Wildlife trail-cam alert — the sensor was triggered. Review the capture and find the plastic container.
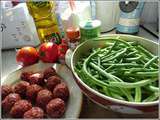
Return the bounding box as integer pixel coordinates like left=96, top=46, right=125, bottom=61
left=79, top=20, right=101, bottom=42
left=26, top=1, right=60, bottom=43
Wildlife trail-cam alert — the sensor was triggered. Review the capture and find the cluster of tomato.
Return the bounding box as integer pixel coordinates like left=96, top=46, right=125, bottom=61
left=16, top=39, right=68, bottom=66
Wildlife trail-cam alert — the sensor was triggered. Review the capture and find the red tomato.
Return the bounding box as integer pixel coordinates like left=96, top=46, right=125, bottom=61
left=58, top=43, right=68, bottom=55
left=16, top=47, right=39, bottom=66
left=61, top=38, right=67, bottom=45
left=39, top=42, right=58, bottom=63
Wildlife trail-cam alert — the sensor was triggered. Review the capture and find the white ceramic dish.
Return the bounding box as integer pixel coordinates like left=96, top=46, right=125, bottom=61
left=71, top=34, right=159, bottom=114
left=2, top=62, right=83, bottom=118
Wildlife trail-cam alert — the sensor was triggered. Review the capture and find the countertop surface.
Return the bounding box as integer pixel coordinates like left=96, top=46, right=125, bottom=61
left=1, top=27, right=159, bottom=118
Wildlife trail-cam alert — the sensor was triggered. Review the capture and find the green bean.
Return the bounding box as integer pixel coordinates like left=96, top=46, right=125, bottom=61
left=110, top=92, right=126, bottom=101
left=124, top=71, right=158, bottom=77
left=143, top=92, right=159, bottom=102
left=135, top=87, right=141, bottom=102
left=89, top=62, right=123, bottom=82
left=143, top=57, right=158, bottom=68
left=98, top=56, right=101, bottom=67
left=75, top=68, right=91, bottom=85
left=108, top=78, right=157, bottom=88
left=129, top=68, right=158, bottom=73
left=105, top=41, right=135, bottom=47
left=105, top=65, right=115, bottom=72
left=139, top=60, right=146, bottom=65
left=101, top=48, right=123, bottom=60
left=120, top=89, right=134, bottom=101
left=102, top=63, right=143, bottom=68
left=106, top=41, right=118, bottom=55
left=89, top=62, right=134, bottom=101
left=83, top=68, right=109, bottom=87
left=125, top=55, right=142, bottom=62
left=102, top=48, right=127, bottom=62
left=102, top=86, right=110, bottom=96
left=118, top=58, right=123, bottom=63
left=123, top=77, right=138, bottom=82
left=144, top=56, right=159, bottom=68
left=108, top=87, right=124, bottom=96
left=137, top=45, right=154, bottom=58
left=147, top=85, right=159, bottom=92
left=126, top=51, right=138, bottom=57
left=93, top=74, right=99, bottom=78
left=97, top=37, right=131, bottom=46
left=82, top=49, right=110, bottom=87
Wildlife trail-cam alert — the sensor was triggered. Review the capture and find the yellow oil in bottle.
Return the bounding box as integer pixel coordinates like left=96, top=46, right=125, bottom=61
left=26, top=1, right=59, bottom=42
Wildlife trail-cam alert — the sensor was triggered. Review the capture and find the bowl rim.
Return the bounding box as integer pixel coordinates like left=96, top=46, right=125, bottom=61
left=71, top=34, right=159, bottom=106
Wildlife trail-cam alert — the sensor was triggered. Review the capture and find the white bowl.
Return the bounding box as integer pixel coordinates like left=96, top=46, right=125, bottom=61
left=71, top=34, right=159, bottom=114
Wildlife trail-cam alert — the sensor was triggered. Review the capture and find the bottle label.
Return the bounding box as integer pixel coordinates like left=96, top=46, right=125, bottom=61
left=119, top=18, right=140, bottom=26
left=32, top=1, right=50, bottom=8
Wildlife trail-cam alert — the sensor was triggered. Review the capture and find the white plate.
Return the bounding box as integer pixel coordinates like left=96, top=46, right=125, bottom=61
left=2, top=62, right=83, bottom=118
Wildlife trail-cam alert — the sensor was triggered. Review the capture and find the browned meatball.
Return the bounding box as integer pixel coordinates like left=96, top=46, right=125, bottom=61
left=20, top=71, right=33, bottom=82
left=10, top=100, right=32, bottom=118
left=2, top=93, right=21, bottom=113
left=36, top=89, right=53, bottom=110
left=13, top=81, right=30, bottom=97
left=46, top=98, right=65, bottom=118
left=1, top=85, right=13, bottom=100
left=43, top=67, right=56, bottom=79
left=29, top=73, right=44, bottom=85
left=26, top=84, right=43, bottom=102
left=23, top=107, right=44, bottom=118
left=53, top=82, right=69, bottom=101
left=46, top=76, right=61, bottom=90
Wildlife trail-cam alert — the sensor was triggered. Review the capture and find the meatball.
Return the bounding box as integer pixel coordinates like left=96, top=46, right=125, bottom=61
left=23, top=107, right=44, bottom=118
left=46, top=98, right=65, bottom=118
left=13, top=81, right=30, bottom=97
left=53, top=82, right=69, bottom=101
left=26, top=84, right=43, bottom=102
left=43, top=67, right=56, bottom=79
left=36, top=89, right=53, bottom=110
left=29, top=72, right=44, bottom=85
left=10, top=100, right=32, bottom=118
left=1, top=85, right=13, bottom=100
left=46, top=76, right=61, bottom=90
left=2, top=93, right=21, bottom=113
left=20, top=71, right=33, bottom=82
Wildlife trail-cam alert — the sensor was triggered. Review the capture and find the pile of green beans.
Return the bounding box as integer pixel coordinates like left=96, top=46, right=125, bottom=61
left=75, top=38, right=159, bottom=102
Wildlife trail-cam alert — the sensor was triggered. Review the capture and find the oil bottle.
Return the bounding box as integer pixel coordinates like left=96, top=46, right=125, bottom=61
left=26, top=1, right=60, bottom=43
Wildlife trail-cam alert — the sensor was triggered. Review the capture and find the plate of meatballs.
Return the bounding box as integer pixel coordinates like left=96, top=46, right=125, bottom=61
left=1, top=62, right=83, bottom=118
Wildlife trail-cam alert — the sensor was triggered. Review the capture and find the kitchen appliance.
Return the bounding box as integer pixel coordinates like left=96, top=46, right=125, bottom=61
left=116, top=1, right=144, bottom=34
left=1, top=3, right=40, bottom=49
left=95, top=1, right=120, bottom=32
